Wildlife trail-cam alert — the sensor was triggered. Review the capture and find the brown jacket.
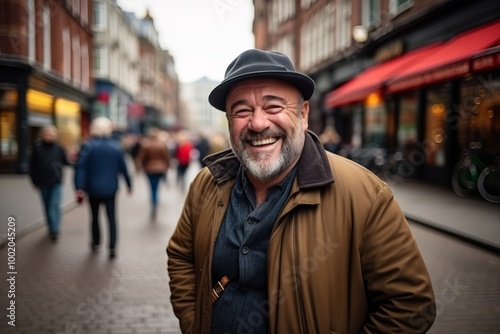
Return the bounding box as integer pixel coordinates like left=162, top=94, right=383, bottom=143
left=135, top=138, right=170, bottom=174
left=167, top=131, right=435, bottom=334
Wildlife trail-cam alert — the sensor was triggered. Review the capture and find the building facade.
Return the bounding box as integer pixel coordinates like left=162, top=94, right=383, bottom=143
left=181, top=76, right=228, bottom=136
left=254, top=0, right=500, bottom=196
left=0, top=0, right=93, bottom=173
left=92, top=0, right=139, bottom=132
left=158, top=49, right=180, bottom=130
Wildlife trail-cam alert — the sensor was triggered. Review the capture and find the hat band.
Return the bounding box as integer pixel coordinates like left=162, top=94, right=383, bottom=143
left=227, top=63, right=290, bottom=79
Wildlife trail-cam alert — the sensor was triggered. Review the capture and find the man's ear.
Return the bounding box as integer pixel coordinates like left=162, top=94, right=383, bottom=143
left=301, top=100, right=310, bottom=130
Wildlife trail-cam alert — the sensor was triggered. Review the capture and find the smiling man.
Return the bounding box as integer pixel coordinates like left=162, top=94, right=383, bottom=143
left=167, top=49, right=436, bottom=334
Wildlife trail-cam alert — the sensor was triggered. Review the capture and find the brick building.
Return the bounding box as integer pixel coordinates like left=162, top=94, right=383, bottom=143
left=254, top=0, right=500, bottom=194
left=0, top=0, right=93, bottom=173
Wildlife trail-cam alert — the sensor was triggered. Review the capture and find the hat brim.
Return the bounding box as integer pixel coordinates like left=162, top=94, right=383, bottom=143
left=208, top=71, right=316, bottom=111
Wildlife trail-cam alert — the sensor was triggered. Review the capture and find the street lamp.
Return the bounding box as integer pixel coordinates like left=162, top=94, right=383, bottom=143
left=352, top=25, right=368, bottom=43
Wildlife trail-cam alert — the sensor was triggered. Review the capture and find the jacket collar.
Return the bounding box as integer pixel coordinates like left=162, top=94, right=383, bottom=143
left=204, top=130, right=335, bottom=189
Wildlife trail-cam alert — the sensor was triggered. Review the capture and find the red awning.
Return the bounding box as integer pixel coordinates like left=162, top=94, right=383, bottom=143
left=325, top=19, right=500, bottom=108
left=325, top=43, right=441, bottom=107
left=386, top=20, right=500, bottom=93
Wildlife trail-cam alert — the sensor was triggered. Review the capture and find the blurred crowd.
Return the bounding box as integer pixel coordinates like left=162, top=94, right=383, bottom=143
left=28, top=118, right=229, bottom=256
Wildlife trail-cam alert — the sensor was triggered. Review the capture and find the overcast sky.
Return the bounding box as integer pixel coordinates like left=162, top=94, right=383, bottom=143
left=116, top=0, right=255, bottom=83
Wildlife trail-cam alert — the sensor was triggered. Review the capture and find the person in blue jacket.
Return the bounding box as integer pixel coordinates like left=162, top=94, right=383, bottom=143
left=74, top=117, right=132, bottom=258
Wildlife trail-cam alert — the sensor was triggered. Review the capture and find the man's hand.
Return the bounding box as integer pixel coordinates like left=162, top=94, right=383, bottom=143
left=76, top=190, right=85, bottom=204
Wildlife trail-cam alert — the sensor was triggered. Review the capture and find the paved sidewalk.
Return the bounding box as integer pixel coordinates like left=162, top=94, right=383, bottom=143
left=390, top=179, right=500, bottom=254
left=0, top=163, right=193, bottom=334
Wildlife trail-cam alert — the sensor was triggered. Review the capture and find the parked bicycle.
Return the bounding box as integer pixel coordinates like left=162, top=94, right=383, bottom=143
left=451, top=142, right=500, bottom=203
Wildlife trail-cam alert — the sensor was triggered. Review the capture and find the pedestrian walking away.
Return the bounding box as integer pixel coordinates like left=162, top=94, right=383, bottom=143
left=167, top=49, right=436, bottom=333
left=135, top=127, right=170, bottom=220
left=74, top=116, right=132, bottom=259
left=28, top=124, right=71, bottom=242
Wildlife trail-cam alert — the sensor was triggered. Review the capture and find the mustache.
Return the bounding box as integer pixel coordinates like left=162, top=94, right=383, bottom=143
left=242, top=129, right=286, bottom=142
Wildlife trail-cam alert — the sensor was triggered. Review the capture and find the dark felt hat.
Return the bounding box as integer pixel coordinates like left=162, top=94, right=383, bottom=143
left=208, top=49, right=316, bottom=111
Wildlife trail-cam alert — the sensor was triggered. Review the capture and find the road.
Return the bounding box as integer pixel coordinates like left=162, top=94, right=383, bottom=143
left=0, top=165, right=499, bottom=333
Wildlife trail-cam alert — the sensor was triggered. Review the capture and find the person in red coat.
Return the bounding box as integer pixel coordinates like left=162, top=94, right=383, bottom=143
left=175, top=131, right=193, bottom=191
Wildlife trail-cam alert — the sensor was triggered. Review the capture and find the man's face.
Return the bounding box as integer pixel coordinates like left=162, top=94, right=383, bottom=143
left=225, top=78, right=309, bottom=182
left=41, top=128, right=57, bottom=143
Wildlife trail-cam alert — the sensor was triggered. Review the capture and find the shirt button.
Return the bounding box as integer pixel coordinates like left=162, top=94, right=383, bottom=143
left=241, top=245, right=249, bottom=254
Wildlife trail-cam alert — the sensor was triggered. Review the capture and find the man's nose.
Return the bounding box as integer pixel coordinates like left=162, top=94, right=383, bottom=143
left=248, top=107, right=270, bottom=132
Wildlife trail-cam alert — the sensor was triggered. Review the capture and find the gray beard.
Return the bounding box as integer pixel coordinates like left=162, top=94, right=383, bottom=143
left=230, top=123, right=305, bottom=182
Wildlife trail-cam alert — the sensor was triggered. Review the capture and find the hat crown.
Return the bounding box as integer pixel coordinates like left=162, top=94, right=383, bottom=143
left=208, top=48, right=315, bottom=111
left=224, top=50, right=296, bottom=79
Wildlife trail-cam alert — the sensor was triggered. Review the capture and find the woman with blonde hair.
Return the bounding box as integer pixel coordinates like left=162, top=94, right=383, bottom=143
left=74, top=117, right=132, bottom=258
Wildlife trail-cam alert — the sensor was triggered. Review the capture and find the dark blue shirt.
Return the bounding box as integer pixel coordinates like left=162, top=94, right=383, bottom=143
left=211, top=166, right=297, bottom=334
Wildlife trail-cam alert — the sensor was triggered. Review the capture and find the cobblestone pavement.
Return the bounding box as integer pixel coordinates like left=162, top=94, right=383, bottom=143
left=0, top=171, right=185, bottom=334
left=1, top=167, right=499, bottom=333
left=410, top=222, right=500, bottom=334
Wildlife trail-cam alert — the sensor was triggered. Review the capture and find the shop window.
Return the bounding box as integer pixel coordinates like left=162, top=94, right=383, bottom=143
left=459, top=71, right=500, bottom=157
left=0, top=88, right=18, bottom=169
left=364, top=92, right=386, bottom=147
left=425, top=85, right=448, bottom=167
left=397, top=92, right=418, bottom=156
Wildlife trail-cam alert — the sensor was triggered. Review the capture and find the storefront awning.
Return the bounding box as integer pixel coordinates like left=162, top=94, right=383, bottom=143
left=386, top=20, right=500, bottom=93
left=325, top=19, right=500, bottom=108
left=325, top=44, right=441, bottom=107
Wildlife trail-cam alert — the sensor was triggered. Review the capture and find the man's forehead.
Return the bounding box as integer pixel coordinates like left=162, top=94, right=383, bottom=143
left=227, top=78, right=300, bottom=97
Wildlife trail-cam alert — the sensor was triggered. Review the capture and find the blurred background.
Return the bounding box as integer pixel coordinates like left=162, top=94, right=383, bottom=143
left=0, top=0, right=499, bottom=333
left=0, top=0, right=499, bottom=199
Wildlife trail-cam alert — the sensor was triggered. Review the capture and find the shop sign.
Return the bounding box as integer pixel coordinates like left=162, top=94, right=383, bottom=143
left=472, top=50, right=500, bottom=72
left=388, top=61, right=469, bottom=93
left=374, top=41, right=404, bottom=63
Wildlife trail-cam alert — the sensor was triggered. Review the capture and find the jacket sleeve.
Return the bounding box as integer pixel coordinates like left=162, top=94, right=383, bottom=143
left=134, top=145, right=145, bottom=173
left=119, top=151, right=132, bottom=189
left=74, top=143, right=90, bottom=191
left=28, top=147, right=39, bottom=186
left=167, top=188, right=199, bottom=334
left=360, top=185, right=436, bottom=333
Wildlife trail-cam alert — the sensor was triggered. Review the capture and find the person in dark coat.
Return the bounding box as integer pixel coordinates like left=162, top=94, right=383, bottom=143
left=29, top=125, right=69, bottom=242
left=74, top=117, right=132, bottom=258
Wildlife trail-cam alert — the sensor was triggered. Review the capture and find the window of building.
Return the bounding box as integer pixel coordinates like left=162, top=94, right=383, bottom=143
left=301, top=0, right=318, bottom=10
left=63, top=28, right=71, bottom=81
left=28, top=0, right=35, bottom=62
left=425, top=85, right=448, bottom=167
left=93, top=1, right=106, bottom=31
left=93, top=45, right=108, bottom=77
left=81, top=0, right=88, bottom=26
left=459, top=71, right=500, bottom=157
left=362, top=0, right=380, bottom=27
left=73, top=36, right=81, bottom=84
left=43, top=4, right=51, bottom=70
left=397, top=92, right=418, bottom=158
left=0, top=88, right=18, bottom=171
left=364, top=92, right=387, bottom=147
left=389, top=0, right=413, bottom=17
left=73, top=0, right=80, bottom=15
left=81, top=43, right=90, bottom=88
left=338, top=0, right=351, bottom=50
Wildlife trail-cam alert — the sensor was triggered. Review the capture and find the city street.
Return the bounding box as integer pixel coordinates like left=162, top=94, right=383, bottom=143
left=1, top=164, right=500, bottom=334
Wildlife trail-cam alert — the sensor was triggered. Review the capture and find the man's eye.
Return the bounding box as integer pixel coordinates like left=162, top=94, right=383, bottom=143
left=264, top=105, right=284, bottom=114
left=232, top=109, right=252, bottom=118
